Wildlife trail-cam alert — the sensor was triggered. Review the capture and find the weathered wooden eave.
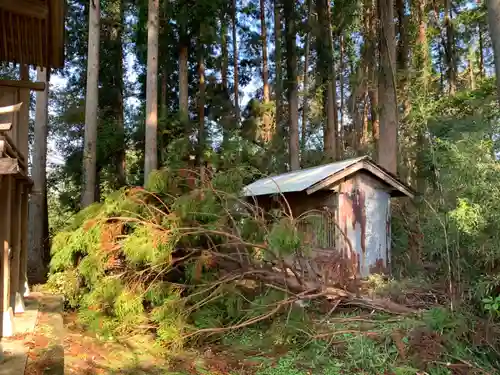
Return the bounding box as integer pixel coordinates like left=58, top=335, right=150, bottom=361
left=0, top=135, right=27, bottom=172
left=0, top=0, right=66, bottom=68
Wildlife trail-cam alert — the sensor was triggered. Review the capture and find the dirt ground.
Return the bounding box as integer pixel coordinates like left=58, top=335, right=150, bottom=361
left=18, top=294, right=254, bottom=375
left=14, top=293, right=488, bottom=375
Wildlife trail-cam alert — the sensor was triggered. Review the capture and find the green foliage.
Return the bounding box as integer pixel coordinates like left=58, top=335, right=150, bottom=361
left=483, top=296, right=500, bottom=318
left=267, top=218, right=302, bottom=256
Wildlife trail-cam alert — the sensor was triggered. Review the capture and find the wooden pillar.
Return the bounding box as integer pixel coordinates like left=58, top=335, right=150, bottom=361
left=0, top=176, right=3, bottom=339
left=17, top=65, right=30, bottom=304
left=10, top=180, right=23, bottom=314
left=18, top=183, right=30, bottom=301
left=0, top=176, right=14, bottom=337
left=18, top=66, right=30, bottom=158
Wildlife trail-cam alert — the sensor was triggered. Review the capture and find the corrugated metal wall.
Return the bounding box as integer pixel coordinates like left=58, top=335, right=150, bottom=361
left=337, top=173, right=391, bottom=278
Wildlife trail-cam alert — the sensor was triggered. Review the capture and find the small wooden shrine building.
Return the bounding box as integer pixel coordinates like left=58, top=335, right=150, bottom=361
left=242, top=156, right=415, bottom=279
left=0, top=0, right=65, bottom=338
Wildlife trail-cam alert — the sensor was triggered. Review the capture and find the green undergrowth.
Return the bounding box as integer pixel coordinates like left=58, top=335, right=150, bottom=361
left=207, top=306, right=498, bottom=375
left=45, top=166, right=500, bottom=374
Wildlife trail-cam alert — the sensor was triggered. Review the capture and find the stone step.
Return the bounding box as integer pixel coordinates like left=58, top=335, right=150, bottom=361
left=0, top=293, right=64, bottom=375
left=0, top=294, right=39, bottom=375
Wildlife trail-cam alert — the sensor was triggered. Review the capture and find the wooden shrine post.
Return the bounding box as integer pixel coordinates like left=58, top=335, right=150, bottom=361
left=15, top=67, right=31, bottom=313
left=0, top=176, right=14, bottom=337
left=18, top=182, right=30, bottom=300
left=10, top=178, right=23, bottom=315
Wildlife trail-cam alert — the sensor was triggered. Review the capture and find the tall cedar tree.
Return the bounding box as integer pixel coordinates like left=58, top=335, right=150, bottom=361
left=144, top=0, right=159, bottom=182
left=316, top=0, right=338, bottom=161
left=260, top=0, right=272, bottom=143
left=377, top=0, right=398, bottom=174
left=232, top=0, right=240, bottom=123
left=82, top=0, right=100, bottom=207
left=284, top=0, right=300, bottom=170
left=488, top=0, right=500, bottom=102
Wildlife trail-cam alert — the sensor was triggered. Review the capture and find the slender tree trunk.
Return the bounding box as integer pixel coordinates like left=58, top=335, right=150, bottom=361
left=198, top=42, right=206, bottom=167
left=161, top=66, right=168, bottom=120
left=365, top=0, right=379, bottom=150
left=274, top=0, right=283, bottom=137
left=396, top=0, right=410, bottom=117
left=82, top=0, right=100, bottom=207
left=414, top=0, right=429, bottom=192
left=439, top=45, right=444, bottom=94
left=444, top=0, right=456, bottom=95
left=416, top=0, right=429, bottom=88
left=144, top=0, right=159, bottom=183
left=260, top=0, right=272, bottom=143
left=469, top=46, right=476, bottom=90
left=222, top=18, right=228, bottom=90
left=478, top=24, right=485, bottom=77
left=221, top=13, right=230, bottom=146
left=284, top=0, right=299, bottom=170
left=361, top=92, right=369, bottom=149
left=369, top=89, right=379, bottom=146
left=301, top=0, right=312, bottom=149
left=28, top=67, right=50, bottom=284
left=160, top=1, right=168, bottom=126
left=179, top=43, right=189, bottom=122
left=487, top=0, right=500, bottom=102
left=232, top=0, right=240, bottom=123
left=377, top=0, right=398, bottom=174
left=114, top=0, right=126, bottom=186
left=316, top=0, right=337, bottom=160
left=340, top=33, right=345, bottom=133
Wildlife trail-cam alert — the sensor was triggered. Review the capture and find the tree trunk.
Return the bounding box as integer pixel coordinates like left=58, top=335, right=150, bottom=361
left=396, top=0, right=410, bottom=117
left=221, top=17, right=228, bottom=90
left=28, top=67, right=50, bottom=284
left=340, top=33, right=345, bottom=134
left=468, top=46, right=476, bottom=90
left=301, top=0, right=312, bottom=149
left=369, top=89, right=379, bottom=147
left=284, top=0, right=299, bottom=170
left=377, top=0, right=398, bottom=175
left=81, top=0, right=100, bottom=207
left=361, top=92, right=369, bottom=149
left=487, top=0, right=500, bottom=102
left=444, top=0, right=456, bottom=95
left=113, top=0, right=126, bottom=186
left=144, top=0, right=159, bottom=183
left=179, top=43, right=189, bottom=123
left=260, top=0, right=272, bottom=143
left=415, top=0, right=429, bottom=88
left=365, top=0, right=378, bottom=150
left=221, top=12, right=231, bottom=147
left=316, top=0, right=337, bottom=161
left=274, top=0, right=283, bottom=138
left=232, top=0, right=240, bottom=123
left=161, top=65, right=168, bottom=120
left=478, top=24, right=485, bottom=77
left=197, top=42, right=206, bottom=167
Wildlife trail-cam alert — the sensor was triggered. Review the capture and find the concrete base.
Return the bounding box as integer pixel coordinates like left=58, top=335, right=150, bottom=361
left=14, top=292, right=25, bottom=314
left=2, top=308, right=15, bottom=337
left=0, top=297, right=39, bottom=375
left=22, top=279, right=30, bottom=297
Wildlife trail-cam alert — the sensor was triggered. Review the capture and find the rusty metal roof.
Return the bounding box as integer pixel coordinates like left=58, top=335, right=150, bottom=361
left=242, top=156, right=414, bottom=198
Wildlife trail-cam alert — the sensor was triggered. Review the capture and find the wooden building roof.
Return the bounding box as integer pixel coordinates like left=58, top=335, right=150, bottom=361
left=242, top=156, right=415, bottom=199
left=0, top=0, right=65, bottom=68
